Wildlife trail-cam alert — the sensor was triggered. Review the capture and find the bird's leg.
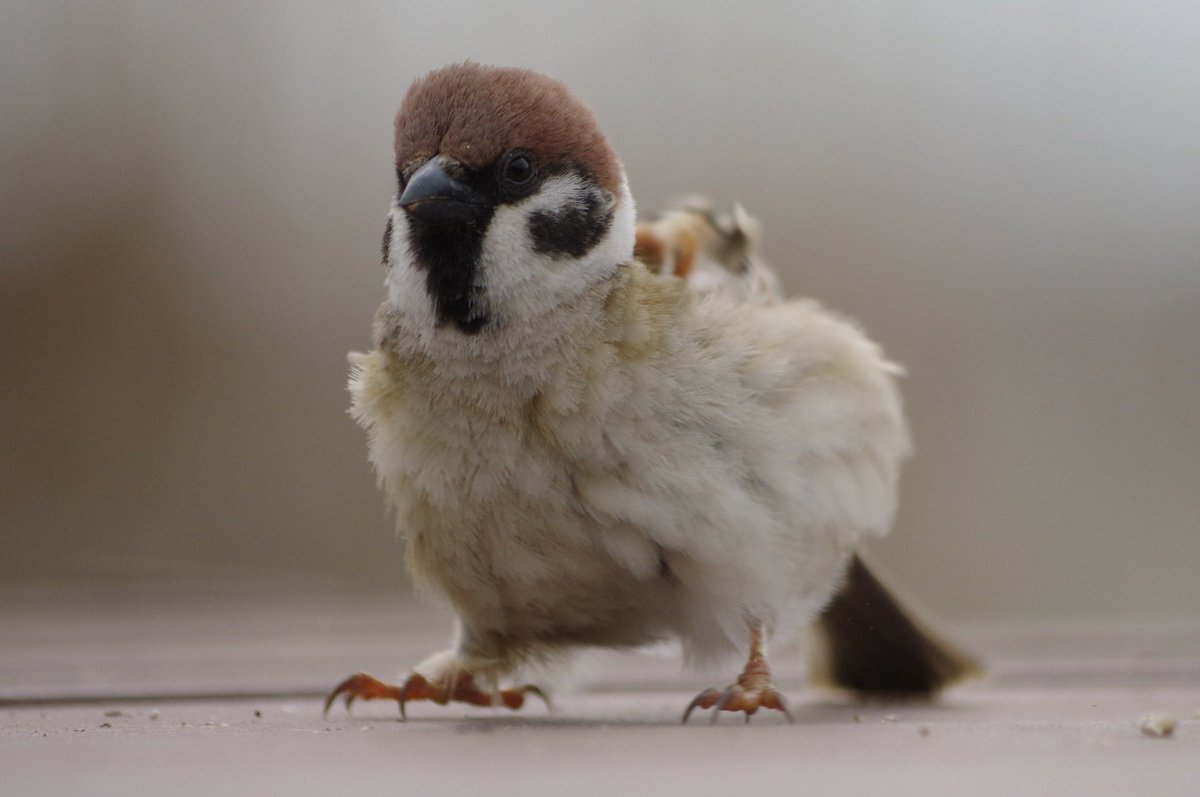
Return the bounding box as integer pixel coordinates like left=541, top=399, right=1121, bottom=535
left=682, top=623, right=793, bottom=724
left=323, top=668, right=548, bottom=720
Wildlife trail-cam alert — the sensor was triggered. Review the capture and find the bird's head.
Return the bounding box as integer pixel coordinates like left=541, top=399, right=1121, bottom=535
left=382, top=63, right=635, bottom=336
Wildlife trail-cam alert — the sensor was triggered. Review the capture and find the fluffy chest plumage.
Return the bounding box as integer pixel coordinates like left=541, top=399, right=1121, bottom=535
left=348, top=338, right=676, bottom=648
left=349, top=265, right=909, bottom=661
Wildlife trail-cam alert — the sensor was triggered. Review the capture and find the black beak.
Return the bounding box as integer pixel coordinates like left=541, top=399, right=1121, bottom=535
left=399, top=158, right=491, bottom=225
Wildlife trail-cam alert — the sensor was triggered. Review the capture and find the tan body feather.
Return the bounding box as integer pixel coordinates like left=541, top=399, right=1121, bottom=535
left=351, top=261, right=908, bottom=680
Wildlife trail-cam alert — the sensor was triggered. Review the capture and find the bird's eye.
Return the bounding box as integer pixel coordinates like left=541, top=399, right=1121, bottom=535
left=504, top=153, right=534, bottom=185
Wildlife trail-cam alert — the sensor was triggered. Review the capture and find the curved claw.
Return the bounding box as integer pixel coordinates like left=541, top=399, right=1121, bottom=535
left=760, top=688, right=794, bottom=723
left=398, top=676, right=413, bottom=720
left=681, top=688, right=722, bottom=724
left=511, top=684, right=552, bottom=713
left=398, top=673, right=428, bottom=720
left=323, top=672, right=403, bottom=718
left=322, top=680, right=346, bottom=718
left=712, top=686, right=743, bottom=724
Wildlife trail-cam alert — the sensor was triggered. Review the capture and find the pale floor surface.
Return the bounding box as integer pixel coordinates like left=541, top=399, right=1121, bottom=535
left=2, top=577, right=1198, bottom=796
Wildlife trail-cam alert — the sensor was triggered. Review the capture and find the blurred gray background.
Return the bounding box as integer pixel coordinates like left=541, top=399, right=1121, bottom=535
left=2, top=1, right=1197, bottom=621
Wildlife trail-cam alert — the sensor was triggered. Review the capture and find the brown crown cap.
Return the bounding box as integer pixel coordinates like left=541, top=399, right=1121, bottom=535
left=395, top=62, right=622, bottom=195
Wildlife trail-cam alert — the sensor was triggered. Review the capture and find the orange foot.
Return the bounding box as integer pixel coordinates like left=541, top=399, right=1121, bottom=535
left=323, top=671, right=549, bottom=720
left=682, top=624, right=794, bottom=724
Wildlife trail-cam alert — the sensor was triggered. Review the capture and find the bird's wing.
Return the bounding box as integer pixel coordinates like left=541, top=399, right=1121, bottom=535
left=634, top=197, right=784, bottom=305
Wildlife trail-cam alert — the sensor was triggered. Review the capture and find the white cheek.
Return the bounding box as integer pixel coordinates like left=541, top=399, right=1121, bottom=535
left=480, top=175, right=636, bottom=323
left=383, top=207, right=439, bottom=333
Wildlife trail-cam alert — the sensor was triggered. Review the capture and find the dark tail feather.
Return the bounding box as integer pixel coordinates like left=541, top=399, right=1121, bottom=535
left=808, top=554, right=983, bottom=700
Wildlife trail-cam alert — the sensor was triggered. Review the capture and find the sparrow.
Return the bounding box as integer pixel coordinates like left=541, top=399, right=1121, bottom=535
left=325, top=62, right=980, bottom=723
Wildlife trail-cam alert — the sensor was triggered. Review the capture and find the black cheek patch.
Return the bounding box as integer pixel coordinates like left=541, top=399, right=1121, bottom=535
left=381, top=215, right=393, bottom=266
left=528, top=185, right=614, bottom=259
left=406, top=212, right=495, bottom=335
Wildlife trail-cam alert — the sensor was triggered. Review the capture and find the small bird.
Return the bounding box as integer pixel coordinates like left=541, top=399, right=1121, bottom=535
left=326, top=63, right=980, bottom=723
